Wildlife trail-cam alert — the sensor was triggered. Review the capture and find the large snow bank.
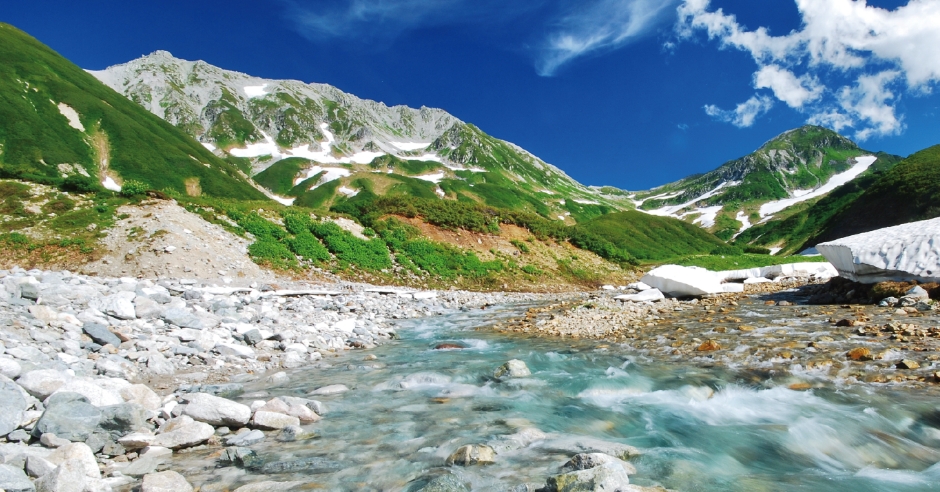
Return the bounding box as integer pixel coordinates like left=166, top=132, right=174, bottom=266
left=817, top=217, right=940, bottom=284
left=642, top=265, right=725, bottom=297
left=641, top=262, right=837, bottom=297
left=759, top=156, right=877, bottom=218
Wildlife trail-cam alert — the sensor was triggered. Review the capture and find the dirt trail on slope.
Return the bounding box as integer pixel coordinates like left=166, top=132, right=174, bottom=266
left=81, top=199, right=275, bottom=285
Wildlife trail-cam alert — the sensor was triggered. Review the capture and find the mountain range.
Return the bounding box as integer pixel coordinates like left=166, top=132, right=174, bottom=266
left=1, top=21, right=937, bottom=273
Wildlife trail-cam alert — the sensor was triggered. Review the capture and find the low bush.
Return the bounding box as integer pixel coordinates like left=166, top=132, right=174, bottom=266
left=287, top=231, right=330, bottom=263
left=248, top=239, right=296, bottom=268
left=120, top=180, right=149, bottom=197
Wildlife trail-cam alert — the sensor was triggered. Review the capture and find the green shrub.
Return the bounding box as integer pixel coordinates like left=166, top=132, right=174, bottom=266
left=310, top=221, right=391, bottom=271
left=287, top=231, right=330, bottom=262
left=711, top=244, right=744, bottom=256
left=510, top=239, right=530, bottom=253
left=60, top=175, right=101, bottom=193
left=281, top=211, right=312, bottom=235
left=232, top=212, right=287, bottom=240
left=399, top=239, right=502, bottom=279
left=120, top=180, right=149, bottom=197
left=248, top=239, right=295, bottom=268
left=521, top=264, right=543, bottom=275
left=744, top=245, right=772, bottom=255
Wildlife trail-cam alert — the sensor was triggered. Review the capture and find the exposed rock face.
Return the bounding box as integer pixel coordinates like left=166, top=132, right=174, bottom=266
left=817, top=217, right=940, bottom=283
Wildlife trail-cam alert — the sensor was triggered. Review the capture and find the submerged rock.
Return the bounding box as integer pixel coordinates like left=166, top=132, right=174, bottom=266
left=445, top=444, right=496, bottom=466
left=494, top=360, right=531, bottom=379
left=817, top=217, right=940, bottom=283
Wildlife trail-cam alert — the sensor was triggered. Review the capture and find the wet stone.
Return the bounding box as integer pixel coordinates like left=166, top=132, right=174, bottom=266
left=258, top=457, right=343, bottom=474
left=445, top=444, right=496, bottom=466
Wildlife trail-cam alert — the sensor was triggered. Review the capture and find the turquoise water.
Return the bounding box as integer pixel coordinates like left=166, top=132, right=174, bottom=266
left=179, top=302, right=940, bottom=491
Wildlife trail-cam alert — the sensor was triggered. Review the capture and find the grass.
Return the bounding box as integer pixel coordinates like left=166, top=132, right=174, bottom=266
left=253, top=157, right=310, bottom=195
left=673, top=253, right=828, bottom=271
left=0, top=23, right=267, bottom=200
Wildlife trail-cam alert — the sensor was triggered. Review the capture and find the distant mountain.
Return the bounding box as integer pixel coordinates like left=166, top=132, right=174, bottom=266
left=91, top=52, right=612, bottom=220
left=627, top=125, right=902, bottom=243
left=808, top=144, right=940, bottom=245
left=0, top=24, right=265, bottom=200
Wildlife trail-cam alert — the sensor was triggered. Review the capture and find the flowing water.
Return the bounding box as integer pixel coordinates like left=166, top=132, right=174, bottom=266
left=176, top=301, right=940, bottom=491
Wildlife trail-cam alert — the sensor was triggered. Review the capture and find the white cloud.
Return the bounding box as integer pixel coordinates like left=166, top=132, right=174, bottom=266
left=677, top=0, right=940, bottom=139
left=537, top=0, right=680, bottom=76
left=704, top=96, right=774, bottom=128
left=754, top=65, right=822, bottom=108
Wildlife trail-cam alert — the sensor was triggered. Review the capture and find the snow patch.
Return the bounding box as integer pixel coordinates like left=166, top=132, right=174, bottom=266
left=390, top=142, right=430, bottom=151
left=643, top=181, right=739, bottom=218
left=769, top=247, right=782, bottom=255
left=229, top=129, right=385, bottom=165
left=243, top=84, right=269, bottom=98
left=338, top=186, right=359, bottom=197
left=817, top=217, right=940, bottom=283
left=759, top=156, right=877, bottom=218
left=293, top=166, right=351, bottom=188
left=201, top=142, right=217, bottom=152
left=269, top=195, right=295, bottom=206
left=102, top=176, right=121, bottom=192
left=57, top=103, right=84, bottom=131
left=733, top=211, right=752, bottom=238
left=414, top=172, right=445, bottom=184
left=573, top=199, right=599, bottom=205
left=435, top=187, right=445, bottom=198
left=690, top=206, right=723, bottom=228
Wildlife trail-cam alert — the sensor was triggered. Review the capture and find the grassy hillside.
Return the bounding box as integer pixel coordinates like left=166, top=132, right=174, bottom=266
left=734, top=151, right=903, bottom=254
left=811, top=144, right=940, bottom=243
left=574, top=211, right=729, bottom=261
left=0, top=23, right=265, bottom=200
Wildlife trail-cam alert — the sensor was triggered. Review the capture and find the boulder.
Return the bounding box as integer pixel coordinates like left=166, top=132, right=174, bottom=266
left=445, top=444, right=496, bottom=466
left=416, top=474, right=469, bottom=492
left=151, top=416, right=214, bottom=449
left=32, top=393, right=102, bottom=441
left=162, top=308, right=204, bottom=329
left=309, top=384, right=349, bottom=396
left=17, top=370, right=71, bottom=400
left=141, top=471, right=193, bottom=492
left=46, top=442, right=99, bottom=479
left=252, top=410, right=300, bottom=430
left=0, top=356, right=22, bottom=379
left=214, top=343, right=255, bottom=359
left=35, top=459, right=86, bottom=492
left=277, top=425, right=316, bottom=442
left=96, top=403, right=151, bottom=440
left=641, top=265, right=723, bottom=297
left=48, top=379, right=122, bottom=407
left=89, top=293, right=137, bottom=320
left=817, top=217, right=940, bottom=283
left=225, top=429, right=265, bottom=447
left=119, top=384, right=162, bottom=411
left=182, top=393, right=251, bottom=427
left=0, top=379, right=28, bottom=436
left=547, top=460, right=632, bottom=491
left=494, top=360, right=531, bottom=379
left=614, top=289, right=665, bottom=302
left=82, top=323, right=122, bottom=348
left=0, top=463, right=35, bottom=492
left=25, top=455, right=56, bottom=478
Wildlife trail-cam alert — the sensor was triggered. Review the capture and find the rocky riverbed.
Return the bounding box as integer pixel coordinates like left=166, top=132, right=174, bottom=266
left=0, top=266, right=556, bottom=492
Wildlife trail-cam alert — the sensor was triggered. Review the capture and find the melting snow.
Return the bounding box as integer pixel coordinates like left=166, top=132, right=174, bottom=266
left=759, top=156, right=877, bottom=218
left=435, top=187, right=445, bottom=198
left=201, top=142, right=217, bottom=152
left=57, top=103, right=84, bottom=131
left=573, top=199, right=599, bottom=205
left=415, top=172, right=445, bottom=183
left=102, top=176, right=121, bottom=192
left=390, top=142, right=430, bottom=151
left=293, top=166, right=351, bottom=187
left=644, top=181, right=739, bottom=218
left=769, top=247, right=783, bottom=255
left=338, top=186, right=359, bottom=197
left=734, top=211, right=753, bottom=238
left=690, top=205, right=723, bottom=228
left=269, top=195, right=295, bottom=206
left=243, top=84, right=269, bottom=98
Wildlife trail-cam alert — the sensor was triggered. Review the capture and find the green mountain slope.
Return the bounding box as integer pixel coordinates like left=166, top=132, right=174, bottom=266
left=574, top=211, right=729, bottom=261
left=91, top=51, right=613, bottom=219
left=0, top=24, right=265, bottom=199
left=809, top=144, right=940, bottom=244
left=628, top=126, right=901, bottom=240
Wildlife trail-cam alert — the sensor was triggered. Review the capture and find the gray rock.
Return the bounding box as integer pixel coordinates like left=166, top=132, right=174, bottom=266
left=280, top=396, right=325, bottom=416
left=141, top=470, right=193, bottom=492
left=81, top=323, right=121, bottom=348
left=561, top=453, right=636, bottom=475
left=906, top=285, right=929, bottom=299
left=251, top=411, right=299, bottom=430
left=0, top=379, right=28, bottom=436
left=46, top=442, right=100, bottom=479
left=162, top=308, right=203, bottom=329
left=276, top=425, right=316, bottom=442
left=95, top=356, right=138, bottom=380
left=20, top=283, right=40, bottom=301
left=35, top=459, right=86, bottom=492
left=182, top=393, right=251, bottom=427
left=878, top=297, right=899, bottom=307
left=8, top=429, right=31, bottom=442
left=915, top=300, right=933, bottom=312
left=308, top=384, right=349, bottom=396
left=118, top=454, right=164, bottom=477
left=134, top=297, right=164, bottom=319
left=17, top=369, right=71, bottom=400
left=89, top=293, right=137, bottom=320
left=40, top=433, right=70, bottom=448
left=119, top=384, right=162, bottom=411
left=243, top=329, right=262, bottom=346
left=546, top=461, right=632, bottom=492
left=218, top=447, right=261, bottom=469
left=0, top=356, right=22, bottom=379
left=146, top=352, right=175, bottom=376
left=150, top=416, right=214, bottom=449
left=0, top=463, right=35, bottom=492
left=96, top=403, right=150, bottom=440
left=25, top=455, right=56, bottom=478
left=32, top=393, right=102, bottom=441
left=224, top=429, right=265, bottom=447
left=178, top=383, right=244, bottom=398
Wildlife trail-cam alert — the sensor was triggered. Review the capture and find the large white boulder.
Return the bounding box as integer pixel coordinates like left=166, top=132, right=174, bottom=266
left=817, top=218, right=940, bottom=283
left=182, top=393, right=251, bottom=427
left=641, top=265, right=723, bottom=297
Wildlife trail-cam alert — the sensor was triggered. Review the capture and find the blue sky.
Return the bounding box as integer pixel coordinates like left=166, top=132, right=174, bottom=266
left=5, top=0, right=939, bottom=189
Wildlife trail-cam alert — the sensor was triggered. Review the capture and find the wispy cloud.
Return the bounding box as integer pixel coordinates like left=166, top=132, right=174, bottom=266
left=704, top=96, right=774, bottom=128
left=283, top=0, right=536, bottom=41
left=676, top=0, right=940, bottom=139
left=536, top=0, right=680, bottom=76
